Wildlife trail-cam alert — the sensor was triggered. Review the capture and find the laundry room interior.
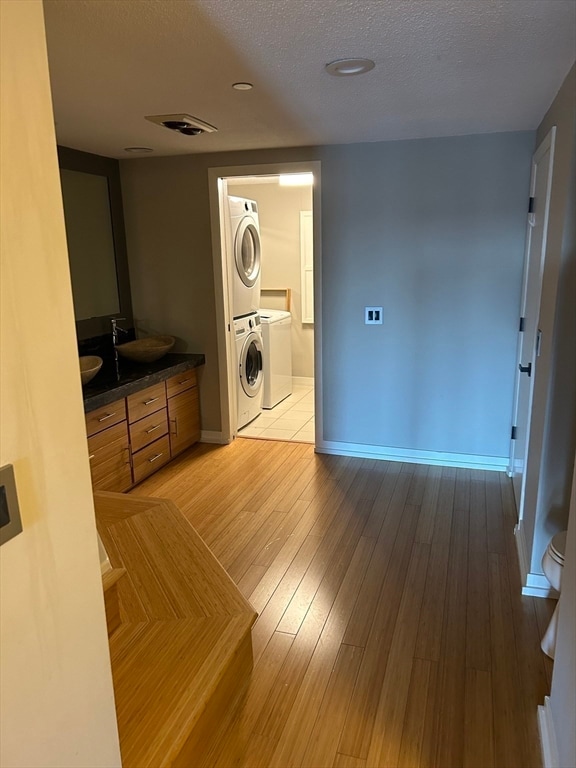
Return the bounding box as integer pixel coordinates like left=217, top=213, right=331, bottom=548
left=226, top=173, right=315, bottom=443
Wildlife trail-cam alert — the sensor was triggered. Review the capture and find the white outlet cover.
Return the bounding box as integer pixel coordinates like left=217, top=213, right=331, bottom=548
left=365, top=306, right=383, bottom=324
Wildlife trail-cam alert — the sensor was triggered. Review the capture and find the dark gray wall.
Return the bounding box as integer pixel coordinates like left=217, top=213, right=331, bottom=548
left=120, top=131, right=533, bottom=458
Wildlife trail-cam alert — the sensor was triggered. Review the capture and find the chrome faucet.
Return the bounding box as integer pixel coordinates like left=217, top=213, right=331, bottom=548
left=111, top=318, right=128, bottom=380
left=111, top=317, right=128, bottom=347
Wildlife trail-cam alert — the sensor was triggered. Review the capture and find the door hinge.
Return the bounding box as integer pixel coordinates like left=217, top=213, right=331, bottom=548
left=519, top=316, right=525, bottom=332
left=528, top=197, right=535, bottom=213
left=511, top=425, right=517, bottom=440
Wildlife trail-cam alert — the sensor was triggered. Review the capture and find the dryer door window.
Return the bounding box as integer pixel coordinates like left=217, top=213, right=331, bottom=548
left=235, top=217, right=261, bottom=287
left=240, top=334, right=263, bottom=396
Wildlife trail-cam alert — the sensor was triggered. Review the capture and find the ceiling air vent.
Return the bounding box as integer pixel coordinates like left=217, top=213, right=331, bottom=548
left=145, top=113, right=217, bottom=136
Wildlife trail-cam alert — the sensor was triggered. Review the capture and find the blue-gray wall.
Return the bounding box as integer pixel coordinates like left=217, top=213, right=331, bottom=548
left=320, top=133, right=533, bottom=457
left=120, top=130, right=534, bottom=460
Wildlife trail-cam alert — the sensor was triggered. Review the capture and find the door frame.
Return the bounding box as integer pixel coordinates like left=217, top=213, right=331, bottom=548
left=208, top=161, right=322, bottom=444
left=508, top=127, right=556, bottom=524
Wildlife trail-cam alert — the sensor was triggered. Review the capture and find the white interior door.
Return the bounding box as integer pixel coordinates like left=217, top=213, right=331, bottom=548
left=510, top=128, right=556, bottom=519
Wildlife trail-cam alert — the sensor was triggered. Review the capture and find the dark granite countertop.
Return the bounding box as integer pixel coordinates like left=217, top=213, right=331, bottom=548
left=83, top=353, right=205, bottom=413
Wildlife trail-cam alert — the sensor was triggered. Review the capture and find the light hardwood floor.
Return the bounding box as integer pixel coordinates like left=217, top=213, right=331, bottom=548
left=130, top=438, right=555, bottom=768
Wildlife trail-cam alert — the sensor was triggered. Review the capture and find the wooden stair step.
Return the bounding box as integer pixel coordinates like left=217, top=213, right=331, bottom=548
left=94, top=491, right=258, bottom=768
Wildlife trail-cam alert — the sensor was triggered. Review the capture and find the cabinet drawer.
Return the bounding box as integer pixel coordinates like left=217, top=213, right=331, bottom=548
left=127, top=382, right=167, bottom=424
left=86, top=399, right=126, bottom=437
left=132, top=435, right=171, bottom=484
left=129, top=408, right=169, bottom=453
left=166, top=369, right=197, bottom=399
left=88, top=421, right=132, bottom=492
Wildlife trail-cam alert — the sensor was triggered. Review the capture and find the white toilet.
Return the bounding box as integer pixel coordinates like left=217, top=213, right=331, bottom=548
left=540, top=530, right=567, bottom=659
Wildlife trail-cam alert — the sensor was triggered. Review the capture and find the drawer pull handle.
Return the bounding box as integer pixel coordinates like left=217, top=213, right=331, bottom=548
left=88, top=454, right=95, bottom=460
left=170, top=417, right=178, bottom=436
left=148, top=452, right=164, bottom=463
left=177, top=378, right=190, bottom=385
left=97, top=412, right=116, bottom=422
left=146, top=424, right=161, bottom=434
left=143, top=397, right=160, bottom=405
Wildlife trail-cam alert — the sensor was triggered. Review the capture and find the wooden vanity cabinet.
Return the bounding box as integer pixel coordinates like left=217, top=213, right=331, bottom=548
left=85, top=367, right=201, bottom=491
left=166, top=370, right=200, bottom=456
left=86, top=399, right=132, bottom=492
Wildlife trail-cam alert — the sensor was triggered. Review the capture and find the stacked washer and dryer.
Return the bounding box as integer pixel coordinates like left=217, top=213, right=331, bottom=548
left=228, top=195, right=292, bottom=432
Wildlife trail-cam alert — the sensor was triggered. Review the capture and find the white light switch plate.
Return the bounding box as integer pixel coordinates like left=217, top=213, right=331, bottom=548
left=365, top=307, right=383, bottom=324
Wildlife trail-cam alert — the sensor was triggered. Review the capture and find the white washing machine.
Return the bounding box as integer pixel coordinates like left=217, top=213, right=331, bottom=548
left=228, top=196, right=262, bottom=318
left=260, top=309, right=293, bottom=409
left=234, top=312, right=264, bottom=430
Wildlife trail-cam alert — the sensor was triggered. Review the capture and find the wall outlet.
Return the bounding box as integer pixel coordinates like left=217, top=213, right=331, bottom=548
left=365, top=307, right=383, bottom=325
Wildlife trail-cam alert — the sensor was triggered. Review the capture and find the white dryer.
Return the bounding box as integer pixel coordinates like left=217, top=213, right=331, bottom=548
left=228, top=196, right=262, bottom=318
left=234, top=312, right=264, bottom=430
left=260, top=309, right=292, bottom=408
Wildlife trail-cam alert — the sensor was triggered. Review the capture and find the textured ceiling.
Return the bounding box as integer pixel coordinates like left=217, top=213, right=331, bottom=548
left=43, top=0, right=576, bottom=159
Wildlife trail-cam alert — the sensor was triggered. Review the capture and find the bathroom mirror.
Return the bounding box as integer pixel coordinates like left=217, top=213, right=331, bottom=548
left=58, top=146, right=133, bottom=340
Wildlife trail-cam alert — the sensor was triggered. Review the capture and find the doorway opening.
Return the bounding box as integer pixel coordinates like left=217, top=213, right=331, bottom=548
left=208, top=162, right=322, bottom=446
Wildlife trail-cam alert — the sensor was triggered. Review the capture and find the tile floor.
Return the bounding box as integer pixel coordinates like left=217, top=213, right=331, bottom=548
left=238, top=381, right=314, bottom=443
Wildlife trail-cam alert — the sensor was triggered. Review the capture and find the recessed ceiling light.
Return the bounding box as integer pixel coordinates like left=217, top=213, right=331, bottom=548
left=124, top=147, right=154, bottom=153
left=325, top=58, right=375, bottom=77
left=232, top=82, right=253, bottom=91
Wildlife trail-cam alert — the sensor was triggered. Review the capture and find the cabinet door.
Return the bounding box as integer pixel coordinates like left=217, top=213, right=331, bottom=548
left=168, top=388, right=200, bottom=456
left=88, top=420, right=132, bottom=492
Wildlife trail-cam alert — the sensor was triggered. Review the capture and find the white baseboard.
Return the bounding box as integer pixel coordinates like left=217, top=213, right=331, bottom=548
left=200, top=430, right=229, bottom=444
left=515, top=521, right=530, bottom=588
left=538, top=697, right=560, bottom=768
left=515, top=521, right=559, bottom=598
left=292, top=376, right=314, bottom=387
left=523, top=571, right=558, bottom=598
left=315, top=439, right=508, bottom=472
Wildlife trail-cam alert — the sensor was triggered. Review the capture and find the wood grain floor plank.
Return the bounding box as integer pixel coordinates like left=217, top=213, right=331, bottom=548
left=361, top=461, right=402, bottom=539
left=277, top=498, right=372, bottom=635
left=251, top=533, right=323, bottom=662
left=454, top=467, right=470, bottom=510
left=489, top=552, right=536, bottom=768
left=434, top=495, right=469, bottom=768
left=415, top=465, right=442, bottom=544
left=464, top=667, right=494, bottom=768
left=414, top=468, right=455, bottom=662
left=338, top=504, right=421, bottom=759
left=269, top=536, right=375, bottom=768
left=466, top=469, right=491, bottom=671
left=418, top=659, right=440, bottom=768
left=236, top=564, right=268, bottom=600
left=333, top=754, right=367, bottom=768
left=300, top=643, right=364, bottom=768
left=407, top=462, right=430, bottom=506
left=397, top=657, right=433, bottom=768
left=485, top=471, right=507, bottom=555
left=252, top=499, right=312, bottom=568
left=226, top=510, right=287, bottom=583
left=343, top=471, right=415, bottom=648
left=366, top=542, right=430, bottom=768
